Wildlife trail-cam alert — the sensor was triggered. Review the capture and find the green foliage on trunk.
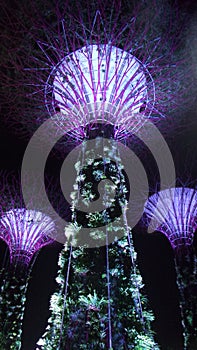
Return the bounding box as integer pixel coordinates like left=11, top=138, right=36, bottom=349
left=37, top=141, right=159, bottom=349
left=0, top=269, right=29, bottom=350
left=37, top=235, right=159, bottom=349
left=175, top=251, right=197, bottom=349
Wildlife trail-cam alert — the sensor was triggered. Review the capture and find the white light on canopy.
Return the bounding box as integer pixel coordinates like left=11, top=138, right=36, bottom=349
left=0, top=209, right=55, bottom=264
left=144, top=188, right=197, bottom=249
left=46, top=44, right=155, bottom=139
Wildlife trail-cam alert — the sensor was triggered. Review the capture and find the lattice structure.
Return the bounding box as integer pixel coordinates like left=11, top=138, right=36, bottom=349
left=144, top=187, right=197, bottom=349
left=0, top=2, right=195, bottom=349
left=47, top=43, right=155, bottom=140
left=144, top=187, right=197, bottom=250
left=0, top=208, right=55, bottom=266
left=0, top=0, right=193, bottom=141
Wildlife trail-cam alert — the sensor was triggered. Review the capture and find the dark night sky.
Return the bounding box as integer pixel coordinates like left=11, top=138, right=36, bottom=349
left=0, top=1, right=197, bottom=349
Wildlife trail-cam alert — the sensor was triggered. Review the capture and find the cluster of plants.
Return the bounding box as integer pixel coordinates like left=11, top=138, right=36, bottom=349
left=0, top=267, right=29, bottom=350
left=37, top=143, right=159, bottom=349
left=37, top=236, right=159, bottom=349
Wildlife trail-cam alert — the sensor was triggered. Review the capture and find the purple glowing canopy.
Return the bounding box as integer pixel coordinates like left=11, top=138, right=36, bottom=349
left=46, top=44, right=155, bottom=141
left=144, top=188, right=197, bottom=250
left=1, top=1, right=193, bottom=145
left=0, top=208, right=55, bottom=265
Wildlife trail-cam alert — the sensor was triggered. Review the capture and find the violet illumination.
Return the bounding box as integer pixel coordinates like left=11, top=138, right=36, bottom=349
left=0, top=208, right=55, bottom=266
left=49, top=43, right=154, bottom=141
left=144, top=187, right=197, bottom=251
left=0, top=1, right=193, bottom=141
left=144, top=187, right=197, bottom=349
left=0, top=172, right=56, bottom=349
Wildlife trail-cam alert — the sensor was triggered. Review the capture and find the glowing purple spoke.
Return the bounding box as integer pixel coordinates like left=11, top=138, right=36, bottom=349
left=1, top=1, right=192, bottom=144
left=110, top=56, right=138, bottom=104
left=52, top=43, right=150, bottom=127
left=0, top=209, right=55, bottom=265
left=144, top=188, right=197, bottom=250
left=61, top=20, right=69, bottom=54
left=37, top=41, right=55, bottom=66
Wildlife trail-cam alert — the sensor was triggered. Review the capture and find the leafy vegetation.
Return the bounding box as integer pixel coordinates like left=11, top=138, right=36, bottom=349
left=37, top=143, right=159, bottom=349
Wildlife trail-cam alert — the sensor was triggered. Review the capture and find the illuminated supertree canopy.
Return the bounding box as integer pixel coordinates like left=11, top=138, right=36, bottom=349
left=0, top=1, right=197, bottom=349
left=0, top=172, right=57, bottom=266
left=143, top=186, right=197, bottom=349
left=0, top=208, right=55, bottom=266
left=0, top=174, right=56, bottom=350
left=0, top=0, right=195, bottom=142
left=48, top=43, right=154, bottom=140
left=144, top=187, right=197, bottom=251
left=0, top=207, right=55, bottom=350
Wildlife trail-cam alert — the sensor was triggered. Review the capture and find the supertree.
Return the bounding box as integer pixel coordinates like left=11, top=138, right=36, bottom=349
left=143, top=186, right=197, bottom=349
left=0, top=0, right=194, bottom=349
left=0, top=173, right=56, bottom=350
left=0, top=208, right=55, bottom=267
left=36, top=140, right=159, bottom=349
left=0, top=0, right=195, bottom=143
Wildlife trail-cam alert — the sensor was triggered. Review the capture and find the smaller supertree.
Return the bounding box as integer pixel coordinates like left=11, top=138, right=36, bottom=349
left=0, top=208, right=55, bottom=267
left=0, top=174, right=56, bottom=350
left=143, top=187, right=197, bottom=349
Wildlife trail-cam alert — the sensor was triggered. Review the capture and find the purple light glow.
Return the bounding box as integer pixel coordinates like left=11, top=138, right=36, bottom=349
left=144, top=188, right=197, bottom=250
left=47, top=43, right=154, bottom=140
left=0, top=208, right=55, bottom=265
left=52, top=45, right=149, bottom=112
left=1, top=1, right=192, bottom=142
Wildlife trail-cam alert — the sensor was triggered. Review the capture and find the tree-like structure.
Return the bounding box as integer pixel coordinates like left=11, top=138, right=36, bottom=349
left=37, top=143, right=159, bottom=349
left=0, top=1, right=194, bottom=349
left=0, top=0, right=194, bottom=142
left=37, top=239, right=159, bottom=350
left=0, top=174, right=56, bottom=350
left=0, top=209, right=55, bottom=267
left=143, top=187, right=197, bottom=349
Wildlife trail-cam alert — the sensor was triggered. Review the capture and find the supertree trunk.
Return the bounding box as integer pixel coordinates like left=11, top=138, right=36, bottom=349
left=143, top=187, right=197, bottom=349
left=0, top=263, right=32, bottom=350
left=174, top=248, right=197, bottom=349
left=0, top=178, right=56, bottom=350
left=37, top=139, right=159, bottom=349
